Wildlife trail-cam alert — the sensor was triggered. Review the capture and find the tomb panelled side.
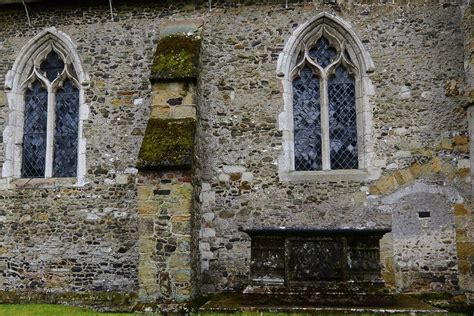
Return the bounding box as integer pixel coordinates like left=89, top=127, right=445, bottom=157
left=243, top=228, right=390, bottom=292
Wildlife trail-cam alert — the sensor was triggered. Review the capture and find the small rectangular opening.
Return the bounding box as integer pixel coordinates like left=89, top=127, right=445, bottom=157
left=418, top=211, right=431, bottom=218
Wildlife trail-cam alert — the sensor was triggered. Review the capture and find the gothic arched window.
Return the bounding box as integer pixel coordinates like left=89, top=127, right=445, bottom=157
left=22, top=49, right=80, bottom=178
left=3, top=28, right=89, bottom=184
left=293, top=36, right=357, bottom=171
left=277, top=14, right=376, bottom=182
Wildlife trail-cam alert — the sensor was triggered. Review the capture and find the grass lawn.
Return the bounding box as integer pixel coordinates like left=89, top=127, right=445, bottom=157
left=0, top=304, right=157, bottom=316
left=0, top=305, right=469, bottom=316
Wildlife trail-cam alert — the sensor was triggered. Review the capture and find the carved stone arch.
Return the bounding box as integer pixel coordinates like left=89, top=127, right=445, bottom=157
left=277, top=12, right=374, bottom=79
left=276, top=12, right=378, bottom=182
left=5, top=27, right=89, bottom=90
left=3, top=27, right=90, bottom=186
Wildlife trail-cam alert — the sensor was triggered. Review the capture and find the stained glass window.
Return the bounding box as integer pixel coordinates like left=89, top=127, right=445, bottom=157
left=22, top=81, right=48, bottom=177
left=40, top=51, right=64, bottom=82
left=308, top=37, right=337, bottom=68
left=293, top=67, right=322, bottom=171
left=328, top=66, right=358, bottom=169
left=53, top=79, right=79, bottom=177
left=292, top=34, right=358, bottom=171
left=21, top=49, right=79, bottom=178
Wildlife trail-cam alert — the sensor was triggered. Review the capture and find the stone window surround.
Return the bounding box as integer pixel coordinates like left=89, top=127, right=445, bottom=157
left=2, top=27, right=90, bottom=187
left=277, top=13, right=379, bottom=182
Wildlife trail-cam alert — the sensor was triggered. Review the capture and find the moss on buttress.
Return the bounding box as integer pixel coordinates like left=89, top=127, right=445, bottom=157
left=137, top=118, right=195, bottom=170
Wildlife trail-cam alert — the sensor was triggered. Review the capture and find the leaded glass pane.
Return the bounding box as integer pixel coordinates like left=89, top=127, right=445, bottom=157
left=53, top=79, right=79, bottom=177
left=40, top=50, right=64, bottom=82
left=309, top=37, right=338, bottom=69
left=22, top=81, right=47, bottom=177
left=293, top=67, right=322, bottom=171
left=328, top=66, right=358, bottom=170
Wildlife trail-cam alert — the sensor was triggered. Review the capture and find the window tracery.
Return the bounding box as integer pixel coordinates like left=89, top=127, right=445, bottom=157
left=21, top=48, right=80, bottom=178
left=292, top=31, right=358, bottom=171
left=292, top=33, right=358, bottom=171
left=277, top=13, right=376, bottom=182
left=3, top=27, right=89, bottom=185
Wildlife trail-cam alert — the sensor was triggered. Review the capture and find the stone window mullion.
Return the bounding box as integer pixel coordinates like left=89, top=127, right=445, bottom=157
left=320, top=73, right=330, bottom=171
left=44, top=84, right=55, bottom=178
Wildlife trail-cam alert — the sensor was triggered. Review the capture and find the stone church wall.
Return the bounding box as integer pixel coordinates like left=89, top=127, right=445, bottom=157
left=0, top=0, right=471, bottom=303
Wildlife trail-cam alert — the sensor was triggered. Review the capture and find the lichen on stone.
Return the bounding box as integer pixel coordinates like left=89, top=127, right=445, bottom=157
left=137, top=118, right=195, bottom=169
left=150, top=34, right=201, bottom=81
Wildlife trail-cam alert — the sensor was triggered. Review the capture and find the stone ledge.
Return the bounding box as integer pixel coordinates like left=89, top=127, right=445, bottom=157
left=199, top=293, right=446, bottom=314
left=137, top=118, right=195, bottom=170
left=280, top=169, right=370, bottom=182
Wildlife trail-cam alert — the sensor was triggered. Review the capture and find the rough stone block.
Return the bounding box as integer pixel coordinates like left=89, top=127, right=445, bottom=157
left=201, top=251, right=214, bottom=260
left=151, top=105, right=171, bottom=119
left=137, top=186, right=154, bottom=200
left=201, top=228, right=216, bottom=238
left=174, top=268, right=192, bottom=282
left=229, top=172, right=241, bottom=181
left=138, top=201, right=159, bottom=215
left=222, top=165, right=246, bottom=173
left=168, top=253, right=191, bottom=268
left=139, top=238, right=156, bottom=254
left=458, top=259, right=472, bottom=274
left=172, top=105, right=196, bottom=119
left=454, top=204, right=469, bottom=216
left=440, top=138, right=453, bottom=150
left=176, top=236, right=191, bottom=252
left=371, top=175, right=398, bottom=195
left=200, top=191, right=215, bottom=207
left=218, top=173, right=230, bottom=182
left=202, top=213, right=214, bottom=222
left=241, top=172, right=254, bottom=182
left=393, top=169, right=414, bottom=185
left=453, top=135, right=469, bottom=145
left=116, top=174, right=130, bottom=185
left=410, top=163, right=422, bottom=178
left=171, top=216, right=191, bottom=234
left=0, top=91, right=5, bottom=106
left=457, top=159, right=470, bottom=169
left=457, top=242, right=474, bottom=258
left=431, top=157, right=442, bottom=173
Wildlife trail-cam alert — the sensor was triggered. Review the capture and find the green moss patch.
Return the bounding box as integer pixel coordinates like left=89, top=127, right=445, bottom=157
left=137, top=118, right=195, bottom=170
left=151, top=34, right=201, bottom=81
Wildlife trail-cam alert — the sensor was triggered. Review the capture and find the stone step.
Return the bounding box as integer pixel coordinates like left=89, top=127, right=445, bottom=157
left=199, top=293, right=448, bottom=314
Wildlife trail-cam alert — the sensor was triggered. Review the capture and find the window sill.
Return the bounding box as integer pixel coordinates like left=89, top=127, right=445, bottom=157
left=279, top=169, right=369, bottom=182
left=9, top=177, right=83, bottom=189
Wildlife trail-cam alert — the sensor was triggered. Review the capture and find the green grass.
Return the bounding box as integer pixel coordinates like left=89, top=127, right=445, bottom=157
left=0, top=305, right=469, bottom=316
left=0, top=304, right=157, bottom=316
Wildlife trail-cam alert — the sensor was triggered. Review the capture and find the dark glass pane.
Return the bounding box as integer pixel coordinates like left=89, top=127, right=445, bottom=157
left=40, top=50, right=64, bottom=82
left=293, top=67, right=322, bottom=171
left=22, top=81, right=47, bottom=178
left=53, top=79, right=79, bottom=177
left=328, top=66, right=358, bottom=170
left=309, top=37, right=338, bottom=69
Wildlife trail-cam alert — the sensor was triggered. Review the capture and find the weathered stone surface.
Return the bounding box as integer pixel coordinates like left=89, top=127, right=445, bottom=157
left=150, top=34, right=201, bottom=81
left=136, top=118, right=195, bottom=170
left=137, top=170, right=193, bottom=303
left=0, top=0, right=470, bottom=308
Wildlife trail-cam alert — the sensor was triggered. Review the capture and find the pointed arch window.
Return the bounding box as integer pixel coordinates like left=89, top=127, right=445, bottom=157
left=22, top=48, right=80, bottom=178
left=277, top=14, right=376, bottom=182
left=293, top=35, right=357, bottom=171
left=3, top=27, right=89, bottom=185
